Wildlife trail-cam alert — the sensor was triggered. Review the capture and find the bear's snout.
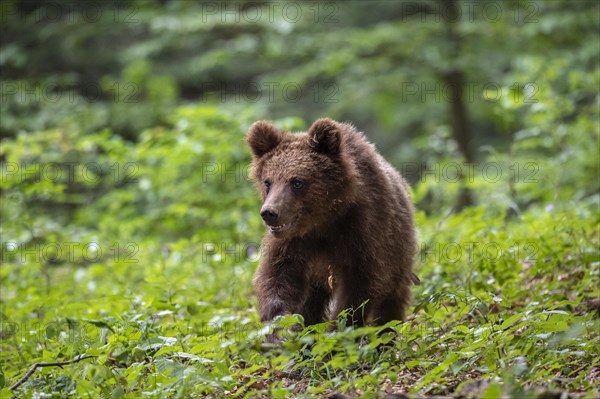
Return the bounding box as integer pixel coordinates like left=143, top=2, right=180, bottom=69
left=260, top=207, right=279, bottom=226
left=260, top=205, right=295, bottom=236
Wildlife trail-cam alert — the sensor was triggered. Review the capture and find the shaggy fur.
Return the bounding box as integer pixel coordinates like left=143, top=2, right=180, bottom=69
left=247, top=118, right=418, bottom=327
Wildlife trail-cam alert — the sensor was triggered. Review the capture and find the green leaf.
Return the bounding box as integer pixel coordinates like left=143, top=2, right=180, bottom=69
left=500, top=314, right=523, bottom=330
left=482, top=382, right=503, bottom=399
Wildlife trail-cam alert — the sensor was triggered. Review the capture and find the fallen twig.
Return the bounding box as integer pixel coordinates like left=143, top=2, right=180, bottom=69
left=10, top=354, right=96, bottom=391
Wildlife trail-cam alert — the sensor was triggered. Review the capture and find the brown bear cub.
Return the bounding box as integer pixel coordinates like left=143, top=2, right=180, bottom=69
left=247, top=118, right=419, bottom=329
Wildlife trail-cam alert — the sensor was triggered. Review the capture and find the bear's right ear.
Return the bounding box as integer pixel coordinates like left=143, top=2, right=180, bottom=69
left=246, top=121, right=283, bottom=158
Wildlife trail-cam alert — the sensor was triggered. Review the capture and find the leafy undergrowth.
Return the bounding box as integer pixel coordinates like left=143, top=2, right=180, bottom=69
left=1, top=107, right=598, bottom=398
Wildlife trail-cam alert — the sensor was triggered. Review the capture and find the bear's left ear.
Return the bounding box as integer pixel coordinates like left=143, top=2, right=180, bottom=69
left=308, top=118, right=340, bottom=155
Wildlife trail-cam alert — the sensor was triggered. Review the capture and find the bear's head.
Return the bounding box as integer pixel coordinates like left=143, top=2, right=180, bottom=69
left=247, top=118, right=358, bottom=239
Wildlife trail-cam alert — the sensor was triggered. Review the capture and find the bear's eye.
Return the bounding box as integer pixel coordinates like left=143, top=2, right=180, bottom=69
left=291, top=178, right=305, bottom=191
left=264, top=179, right=271, bottom=193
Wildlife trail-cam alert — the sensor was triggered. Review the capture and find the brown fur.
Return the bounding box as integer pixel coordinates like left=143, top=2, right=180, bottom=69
left=247, top=118, right=418, bottom=327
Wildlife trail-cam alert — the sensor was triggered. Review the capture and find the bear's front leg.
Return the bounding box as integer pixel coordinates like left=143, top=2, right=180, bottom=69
left=330, top=264, right=372, bottom=327
left=254, top=248, right=308, bottom=322
left=300, top=281, right=331, bottom=325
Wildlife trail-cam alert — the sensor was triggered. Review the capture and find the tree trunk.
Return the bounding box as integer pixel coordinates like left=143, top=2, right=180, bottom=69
left=443, top=70, right=474, bottom=164
left=439, top=0, right=474, bottom=209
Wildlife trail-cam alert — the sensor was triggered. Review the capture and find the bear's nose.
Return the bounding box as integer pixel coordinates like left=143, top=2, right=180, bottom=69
left=260, top=208, right=279, bottom=225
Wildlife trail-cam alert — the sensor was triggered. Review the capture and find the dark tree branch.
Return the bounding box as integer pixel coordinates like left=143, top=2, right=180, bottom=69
left=10, top=355, right=96, bottom=391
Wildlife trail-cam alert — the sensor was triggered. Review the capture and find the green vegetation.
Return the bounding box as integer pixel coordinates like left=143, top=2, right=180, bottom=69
left=1, top=0, right=598, bottom=398
left=1, top=105, right=598, bottom=398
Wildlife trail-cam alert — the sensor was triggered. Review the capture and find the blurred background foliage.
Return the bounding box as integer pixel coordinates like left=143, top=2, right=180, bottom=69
left=1, top=0, right=598, bottom=213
